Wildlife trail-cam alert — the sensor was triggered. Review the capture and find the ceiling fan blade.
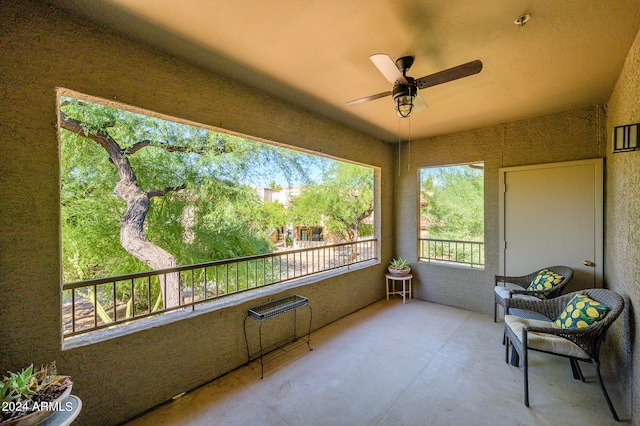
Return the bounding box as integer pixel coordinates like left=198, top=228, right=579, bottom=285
left=346, top=90, right=392, bottom=106
left=370, top=54, right=408, bottom=84
left=416, top=60, right=483, bottom=90
left=413, top=91, right=428, bottom=113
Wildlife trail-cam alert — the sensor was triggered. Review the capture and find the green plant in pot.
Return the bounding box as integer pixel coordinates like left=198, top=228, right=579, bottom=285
left=1, top=362, right=72, bottom=425
left=388, top=257, right=411, bottom=276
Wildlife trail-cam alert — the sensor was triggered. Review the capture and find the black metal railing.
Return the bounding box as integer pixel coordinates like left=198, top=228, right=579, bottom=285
left=62, top=239, right=377, bottom=338
left=419, top=238, right=484, bottom=268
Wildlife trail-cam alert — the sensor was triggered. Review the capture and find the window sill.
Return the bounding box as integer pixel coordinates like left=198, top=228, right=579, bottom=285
left=418, top=259, right=485, bottom=270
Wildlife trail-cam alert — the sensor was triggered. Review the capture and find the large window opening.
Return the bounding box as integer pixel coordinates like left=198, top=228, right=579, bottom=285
left=419, top=163, right=484, bottom=268
left=58, top=89, right=377, bottom=339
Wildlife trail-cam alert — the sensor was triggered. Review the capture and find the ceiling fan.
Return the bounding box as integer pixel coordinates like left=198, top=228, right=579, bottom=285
left=346, top=54, right=483, bottom=118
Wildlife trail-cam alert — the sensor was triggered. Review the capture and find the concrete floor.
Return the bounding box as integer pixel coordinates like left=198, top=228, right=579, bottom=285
left=125, top=298, right=625, bottom=425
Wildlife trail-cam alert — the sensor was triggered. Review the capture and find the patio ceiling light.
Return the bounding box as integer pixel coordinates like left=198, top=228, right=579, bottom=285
left=393, top=82, right=415, bottom=118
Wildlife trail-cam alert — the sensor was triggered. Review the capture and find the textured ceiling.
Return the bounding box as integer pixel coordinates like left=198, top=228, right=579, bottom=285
left=49, top=0, right=640, bottom=142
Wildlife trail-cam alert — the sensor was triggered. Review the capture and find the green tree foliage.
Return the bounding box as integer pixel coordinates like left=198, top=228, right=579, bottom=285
left=60, top=96, right=314, bottom=283
left=289, top=162, right=374, bottom=242
left=420, top=165, right=484, bottom=241
left=254, top=200, right=288, bottom=235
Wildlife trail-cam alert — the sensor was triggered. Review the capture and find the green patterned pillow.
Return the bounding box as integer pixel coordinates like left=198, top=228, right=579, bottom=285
left=527, top=268, right=564, bottom=293
left=555, top=293, right=609, bottom=328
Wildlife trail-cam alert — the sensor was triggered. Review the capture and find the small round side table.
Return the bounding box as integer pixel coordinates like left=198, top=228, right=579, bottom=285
left=385, top=273, right=413, bottom=304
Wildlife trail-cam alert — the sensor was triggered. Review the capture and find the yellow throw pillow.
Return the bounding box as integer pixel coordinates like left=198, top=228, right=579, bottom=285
left=527, top=268, right=564, bottom=292
left=555, top=293, right=609, bottom=329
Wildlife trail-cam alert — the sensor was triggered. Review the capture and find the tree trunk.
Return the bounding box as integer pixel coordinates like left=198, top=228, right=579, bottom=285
left=115, top=181, right=182, bottom=308
left=60, top=112, right=183, bottom=308
left=347, top=226, right=359, bottom=262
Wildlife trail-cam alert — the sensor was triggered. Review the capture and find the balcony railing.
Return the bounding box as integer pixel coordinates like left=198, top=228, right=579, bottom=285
left=62, top=239, right=377, bottom=338
left=419, top=238, right=484, bottom=268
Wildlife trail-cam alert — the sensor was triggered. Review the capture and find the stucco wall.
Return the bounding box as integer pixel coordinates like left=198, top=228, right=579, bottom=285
left=394, top=107, right=605, bottom=314
left=605, top=26, right=640, bottom=423
left=0, top=2, right=394, bottom=424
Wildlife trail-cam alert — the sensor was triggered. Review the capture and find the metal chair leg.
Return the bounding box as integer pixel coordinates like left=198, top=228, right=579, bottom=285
left=510, top=348, right=520, bottom=366
left=594, top=362, right=620, bottom=421
left=570, top=358, right=579, bottom=380
left=504, top=335, right=510, bottom=363
left=570, top=358, right=585, bottom=382
left=494, top=299, right=498, bottom=322
left=523, top=330, right=529, bottom=407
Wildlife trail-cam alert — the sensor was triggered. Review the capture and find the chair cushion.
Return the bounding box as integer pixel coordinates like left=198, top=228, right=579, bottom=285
left=494, top=285, right=540, bottom=301
left=526, top=268, right=564, bottom=293
left=505, top=315, right=589, bottom=359
left=554, top=293, right=609, bottom=329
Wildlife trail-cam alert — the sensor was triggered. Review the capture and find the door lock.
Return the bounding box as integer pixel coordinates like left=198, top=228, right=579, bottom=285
left=583, top=260, right=595, bottom=267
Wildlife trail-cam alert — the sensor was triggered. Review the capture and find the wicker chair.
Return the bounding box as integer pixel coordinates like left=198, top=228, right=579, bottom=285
left=504, top=289, right=625, bottom=421
left=494, top=266, right=574, bottom=322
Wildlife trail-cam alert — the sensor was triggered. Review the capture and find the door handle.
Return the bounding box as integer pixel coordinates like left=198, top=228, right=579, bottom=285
left=583, top=260, right=595, bottom=267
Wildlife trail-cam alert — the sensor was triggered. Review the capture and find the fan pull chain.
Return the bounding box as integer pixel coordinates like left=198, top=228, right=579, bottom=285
left=407, top=117, right=411, bottom=171
left=397, top=117, right=412, bottom=175
left=398, top=118, right=402, bottom=176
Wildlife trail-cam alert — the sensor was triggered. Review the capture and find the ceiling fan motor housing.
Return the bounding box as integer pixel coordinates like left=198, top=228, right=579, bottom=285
left=393, top=56, right=416, bottom=101
left=393, top=76, right=416, bottom=100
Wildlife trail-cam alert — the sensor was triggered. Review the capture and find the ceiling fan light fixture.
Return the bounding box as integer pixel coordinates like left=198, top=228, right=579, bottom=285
left=393, top=82, right=415, bottom=118
left=396, top=94, right=414, bottom=118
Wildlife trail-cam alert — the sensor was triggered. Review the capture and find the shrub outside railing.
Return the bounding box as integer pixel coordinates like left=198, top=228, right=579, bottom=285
left=62, top=239, right=377, bottom=338
left=419, top=238, right=484, bottom=268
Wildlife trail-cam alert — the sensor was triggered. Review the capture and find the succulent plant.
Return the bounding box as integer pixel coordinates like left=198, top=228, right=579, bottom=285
left=1, top=364, right=38, bottom=404
left=389, top=257, right=410, bottom=269
left=0, top=362, right=72, bottom=423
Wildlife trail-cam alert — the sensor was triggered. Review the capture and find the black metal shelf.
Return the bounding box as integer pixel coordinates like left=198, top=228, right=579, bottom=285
left=247, top=295, right=309, bottom=321
left=244, top=295, right=312, bottom=378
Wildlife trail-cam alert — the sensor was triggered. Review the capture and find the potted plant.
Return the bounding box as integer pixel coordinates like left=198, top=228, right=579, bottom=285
left=388, top=257, right=411, bottom=276
left=0, top=362, right=72, bottom=425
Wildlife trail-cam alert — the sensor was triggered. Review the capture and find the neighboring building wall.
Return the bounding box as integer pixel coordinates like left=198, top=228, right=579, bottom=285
left=255, top=187, right=278, bottom=202
left=255, top=187, right=301, bottom=207
left=274, top=187, right=302, bottom=206
left=394, top=107, right=605, bottom=314
left=0, top=2, right=394, bottom=425
left=605, top=26, right=640, bottom=424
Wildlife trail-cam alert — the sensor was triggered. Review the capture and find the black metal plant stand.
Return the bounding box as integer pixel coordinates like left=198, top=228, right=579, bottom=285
left=244, top=295, right=313, bottom=378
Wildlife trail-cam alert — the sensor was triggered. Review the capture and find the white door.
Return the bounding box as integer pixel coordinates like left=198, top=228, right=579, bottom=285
left=499, top=158, right=603, bottom=291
